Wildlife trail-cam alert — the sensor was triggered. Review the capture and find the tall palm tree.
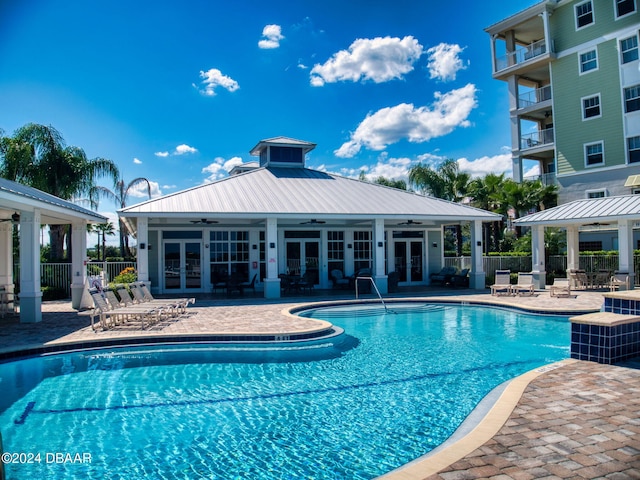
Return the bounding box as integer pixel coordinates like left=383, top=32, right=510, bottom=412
left=94, top=222, right=116, bottom=261
left=96, top=178, right=152, bottom=258
left=409, top=159, right=471, bottom=255
left=0, top=123, right=119, bottom=260
left=468, top=173, right=506, bottom=252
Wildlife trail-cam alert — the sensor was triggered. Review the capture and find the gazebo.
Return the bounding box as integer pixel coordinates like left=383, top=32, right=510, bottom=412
left=0, top=178, right=107, bottom=322
left=515, top=195, right=640, bottom=289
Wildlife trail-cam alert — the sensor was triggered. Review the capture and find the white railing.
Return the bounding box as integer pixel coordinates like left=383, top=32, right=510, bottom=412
left=523, top=172, right=557, bottom=186
left=496, top=39, right=548, bottom=71
left=518, top=85, right=552, bottom=108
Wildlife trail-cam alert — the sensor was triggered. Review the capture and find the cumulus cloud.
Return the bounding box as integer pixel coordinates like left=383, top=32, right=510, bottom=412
left=354, top=155, right=414, bottom=182
left=457, top=153, right=512, bottom=178
left=310, top=36, right=423, bottom=86
left=195, top=68, right=240, bottom=96
left=258, top=24, right=284, bottom=49
left=175, top=144, right=197, bottom=155
left=202, top=156, right=244, bottom=182
left=133, top=158, right=142, bottom=164
left=128, top=180, right=163, bottom=198
left=426, top=43, right=468, bottom=82
left=335, top=83, right=477, bottom=158
left=154, top=151, right=169, bottom=157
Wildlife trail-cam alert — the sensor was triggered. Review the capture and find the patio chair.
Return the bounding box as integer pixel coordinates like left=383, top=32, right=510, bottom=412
left=609, top=273, right=630, bottom=292
left=429, top=266, right=457, bottom=285
left=569, top=270, right=589, bottom=289
left=90, top=290, right=163, bottom=330
left=550, top=278, right=571, bottom=298
left=490, top=270, right=512, bottom=296
left=238, top=273, right=257, bottom=294
left=130, top=282, right=194, bottom=314
left=330, top=270, right=350, bottom=289
left=297, top=271, right=315, bottom=293
left=511, top=272, right=535, bottom=296
left=448, top=268, right=469, bottom=288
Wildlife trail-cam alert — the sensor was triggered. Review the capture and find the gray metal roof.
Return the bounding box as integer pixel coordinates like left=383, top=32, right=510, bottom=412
left=0, top=177, right=107, bottom=224
left=120, top=166, right=500, bottom=222
left=515, top=195, right=640, bottom=226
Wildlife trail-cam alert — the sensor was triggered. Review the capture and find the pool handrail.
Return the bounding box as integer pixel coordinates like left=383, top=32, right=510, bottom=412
left=355, top=276, right=389, bottom=313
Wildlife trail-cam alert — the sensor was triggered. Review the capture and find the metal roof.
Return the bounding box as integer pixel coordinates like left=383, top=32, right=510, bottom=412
left=0, top=177, right=107, bottom=224
left=514, top=195, right=640, bottom=226
left=120, top=166, right=500, bottom=223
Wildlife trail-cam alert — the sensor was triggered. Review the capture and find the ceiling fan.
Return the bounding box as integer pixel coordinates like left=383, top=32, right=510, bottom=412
left=190, top=218, right=218, bottom=224
left=397, top=219, right=422, bottom=226
left=0, top=212, right=20, bottom=223
left=583, top=222, right=610, bottom=227
left=300, top=219, right=326, bottom=225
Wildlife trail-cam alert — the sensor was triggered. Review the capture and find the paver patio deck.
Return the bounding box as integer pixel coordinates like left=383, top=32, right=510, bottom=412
left=1, top=287, right=638, bottom=479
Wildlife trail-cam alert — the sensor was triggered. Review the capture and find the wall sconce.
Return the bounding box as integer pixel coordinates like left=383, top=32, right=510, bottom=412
left=476, top=241, right=482, bottom=247
left=269, top=242, right=276, bottom=249
left=377, top=241, right=383, bottom=247
left=252, top=244, right=258, bottom=250
left=432, top=242, right=438, bottom=248
left=148, top=244, right=152, bottom=251
left=139, top=243, right=146, bottom=250
left=347, top=244, right=352, bottom=249
left=204, top=244, right=209, bottom=248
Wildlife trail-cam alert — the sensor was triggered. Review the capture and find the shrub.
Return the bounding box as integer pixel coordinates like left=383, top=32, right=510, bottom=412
left=41, top=286, right=68, bottom=301
left=112, top=267, right=137, bottom=285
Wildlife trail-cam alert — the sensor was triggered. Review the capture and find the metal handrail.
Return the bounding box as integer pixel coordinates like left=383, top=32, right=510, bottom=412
left=355, top=276, right=389, bottom=313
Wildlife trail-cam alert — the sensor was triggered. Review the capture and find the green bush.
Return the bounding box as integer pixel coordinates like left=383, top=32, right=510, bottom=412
left=112, top=267, right=137, bottom=285
left=41, top=286, right=68, bottom=301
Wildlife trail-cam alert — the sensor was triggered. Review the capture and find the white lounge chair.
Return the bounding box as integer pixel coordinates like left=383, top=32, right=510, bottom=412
left=550, top=278, right=571, bottom=298
left=511, top=272, right=535, bottom=296
left=610, top=273, right=630, bottom=291
left=490, top=270, right=512, bottom=296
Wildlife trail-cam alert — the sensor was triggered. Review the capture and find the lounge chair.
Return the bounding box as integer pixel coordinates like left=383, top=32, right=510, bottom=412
left=610, top=273, right=630, bottom=291
left=449, top=268, right=469, bottom=288
left=511, top=272, right=535, bottom=296
left=130, top=282, right=194, bottom=314
left=330, top=270, right=350, bottom=289
left=490, top=270, right=512, bottom=296
left=593, top=269, right=612, bottom=289
left=550, top=278, right=571, bottom=297
left=90, top=290, right=164, bottom=330
left=429, top=266, right=457, bottom=285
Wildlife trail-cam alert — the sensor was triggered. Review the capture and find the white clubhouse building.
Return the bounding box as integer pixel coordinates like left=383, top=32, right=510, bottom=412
left=119, top=137, right=500, bottom=298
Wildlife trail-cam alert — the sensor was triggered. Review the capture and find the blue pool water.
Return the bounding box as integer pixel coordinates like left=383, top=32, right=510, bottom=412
left=0, top=303, right=569, bottom=479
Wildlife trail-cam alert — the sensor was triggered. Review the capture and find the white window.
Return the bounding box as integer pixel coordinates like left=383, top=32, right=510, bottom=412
left=628, top=136, right=640, bottom=163
left=579, top=49, right=598, bottom=73
left=585, top=141, right=604, bottom=166
left=582, top=94, right=601, bottom=119
left=586, top=189, right=606, bottom=198
left=621, top=35, right=639, bottom=64
left=615, top=0, right=636, bottom=17
left=576, top=1, right=594, bottom=29
left=625, top=85, right=640, bottom=113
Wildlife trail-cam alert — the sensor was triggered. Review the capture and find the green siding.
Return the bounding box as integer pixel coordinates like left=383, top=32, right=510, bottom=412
left=551, top=0, right=639, bottom=52
left=552, top=37, right=625, bottom=176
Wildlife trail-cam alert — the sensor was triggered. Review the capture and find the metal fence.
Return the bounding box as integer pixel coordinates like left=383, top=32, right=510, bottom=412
left=13, top=262, right=136, bottom=296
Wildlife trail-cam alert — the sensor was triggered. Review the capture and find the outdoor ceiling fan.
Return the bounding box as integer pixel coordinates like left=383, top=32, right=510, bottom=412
left=300, top=219, right=326, bottom=225
left=0, top=212, right=20, bottom=223
left=397, top=219, right=422, bottom=226
left=190, top=218, right=218, bottom=224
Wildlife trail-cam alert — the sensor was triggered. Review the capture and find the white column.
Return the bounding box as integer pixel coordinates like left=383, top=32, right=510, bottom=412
left=136, top=217, right=149, bottom=282
left=469, top=221, right=486, bottom=289
left=489, top=34, right=497, bottom=73
left=541, top=10, right=551, bottom=53
left=618, top=219, right=635, bottom=289
left=70, top=221, right=89, bottom=309
left=373, top=218, right=387, bottom=294
left=264, top=217, right=280, bottom=298
left=531, top=225, right=546, bottom=289
left=566, top=226, right=579, bottom=272
left=0, top=221, right=15, bottom=311
left=19, top=209, right=42, bottom=323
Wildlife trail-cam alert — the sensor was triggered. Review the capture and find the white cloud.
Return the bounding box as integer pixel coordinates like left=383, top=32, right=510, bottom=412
left=175, top=144, right=197, bottom=155
left=426, top=43, right=468, bottom=82
left=127, top=180, right=163, bottom=198
left=335, top=83, right=477, bottom=157
left=195, top=68, right=240, bottom=96
left=457, top=153, right=512, bottom=178
left=202, top=156, right=244, bottom=182
left=258, top=24, right=284, bottom=49
left=356, top=155, right=414, bottom=182
left=162, top=184, right=177, bottom=190
left=310, top=36, right=423, bottom=86
left=133, top=158, right=142, bottom=164
left=154, top=151, right=169, bottom=157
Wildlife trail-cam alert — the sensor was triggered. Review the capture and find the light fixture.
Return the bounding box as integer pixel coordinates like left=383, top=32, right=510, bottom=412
left=432, top=242, right=438, bottom=248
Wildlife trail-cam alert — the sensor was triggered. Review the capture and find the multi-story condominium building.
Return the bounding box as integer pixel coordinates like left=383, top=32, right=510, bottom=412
left=486, top=0, right=639, bottom=208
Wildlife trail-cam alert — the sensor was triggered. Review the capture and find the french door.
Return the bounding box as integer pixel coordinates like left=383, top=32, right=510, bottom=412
left=163, top=240, right=202, bottom=292
left=285, top=240, right=319, bottom=276
left=394, top=240, right=423, bottom=284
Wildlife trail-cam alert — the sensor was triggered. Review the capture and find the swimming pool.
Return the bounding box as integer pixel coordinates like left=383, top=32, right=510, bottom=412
left=0, top=303, right=569, bottom=479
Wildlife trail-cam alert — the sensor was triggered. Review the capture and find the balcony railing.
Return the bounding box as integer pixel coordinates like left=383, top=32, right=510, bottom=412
left=520, top=128, right=554, bottom=150
left=518, top=85, right=552, bottom=109
left=523, top=172, right=557, bottom=186
left=496, top=39, right=548, bottom=71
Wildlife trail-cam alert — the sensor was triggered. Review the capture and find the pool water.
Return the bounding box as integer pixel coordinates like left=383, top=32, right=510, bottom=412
left=0, top=303, right=569, bottom=479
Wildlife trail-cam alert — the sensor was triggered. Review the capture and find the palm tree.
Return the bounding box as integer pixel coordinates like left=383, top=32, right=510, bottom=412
left=0, top=123, right=119, bottom=260
left=409, top=159, right=471, bottom=255
left=94, top=222, right=116, bottom=261
left=468, top=173, right=506, bottom=252
left=96, top=177, right=152, bottom=258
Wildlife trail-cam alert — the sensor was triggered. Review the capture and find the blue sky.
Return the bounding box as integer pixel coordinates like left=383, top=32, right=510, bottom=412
left=0, top=0, right=538, bottom=240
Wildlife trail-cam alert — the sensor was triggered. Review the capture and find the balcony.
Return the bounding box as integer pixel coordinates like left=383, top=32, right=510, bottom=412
left=518, top=85, right=552, bottom=109
left=520, top=128, right=554, bottom=151
left=496, top=39, right=548, bottom=71
left=524, top=172, right=557, bottom=186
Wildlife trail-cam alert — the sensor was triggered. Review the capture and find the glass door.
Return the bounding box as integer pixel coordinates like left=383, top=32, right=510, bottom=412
left=285, top=240, right=320, bottom=284
left=394, top=240, right=423, bottom=285
left=163, top=241, right=202, bottom=292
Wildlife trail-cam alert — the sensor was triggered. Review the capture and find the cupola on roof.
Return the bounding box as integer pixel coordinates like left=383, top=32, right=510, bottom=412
left=249, top=136, right=317, bottom=168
